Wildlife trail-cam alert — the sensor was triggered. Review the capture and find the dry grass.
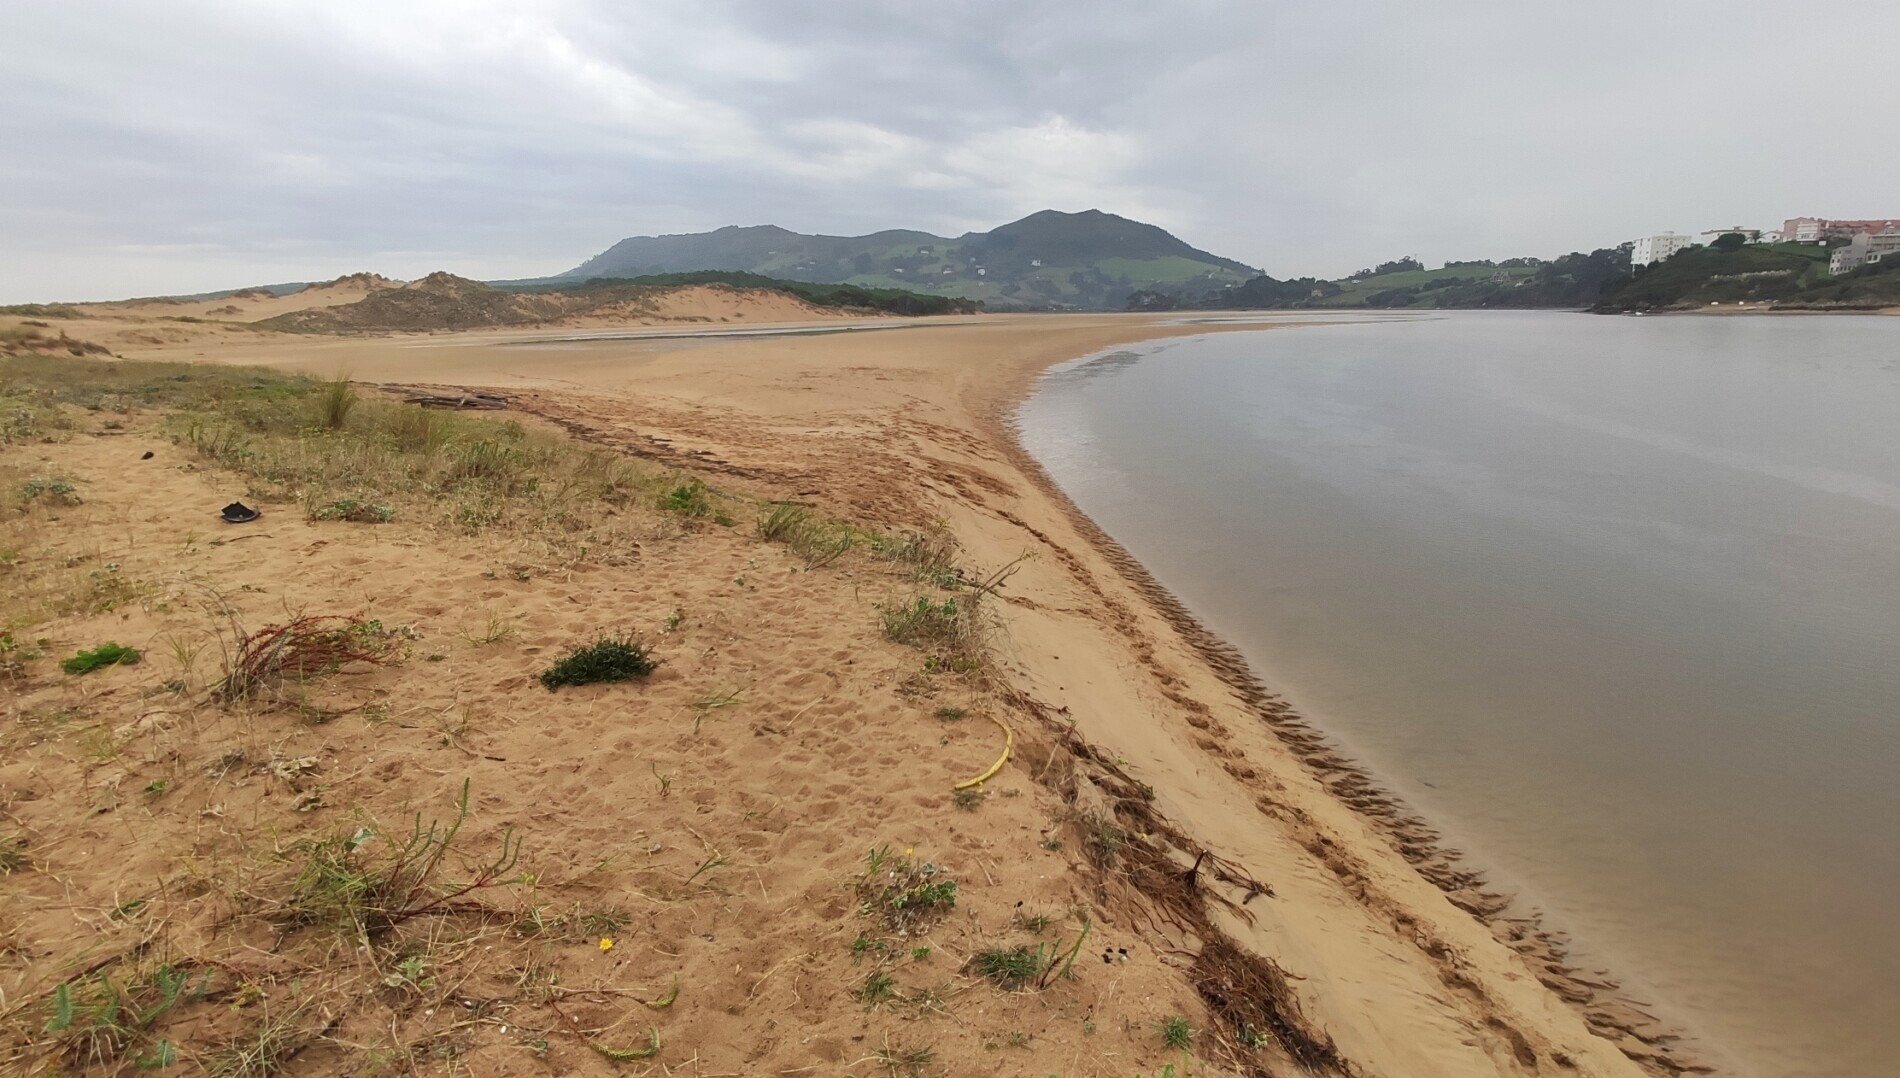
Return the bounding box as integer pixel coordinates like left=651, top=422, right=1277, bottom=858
left=0, top=478, right=155, bottom=633
left=872, top=523, right=959, bottom=587
left=758, top=502, right=857, bottom=567
left=0, top=355, right=663, bottom=585
left=878, top=553, right=1021, bottom=669
left=281, top=779, right=524, bottom=939
left=215, top=612, right=396, bottom=703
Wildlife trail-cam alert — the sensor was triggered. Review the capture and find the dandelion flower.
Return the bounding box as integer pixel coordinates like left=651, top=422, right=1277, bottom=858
left=599, top=937, right=615, bottom=952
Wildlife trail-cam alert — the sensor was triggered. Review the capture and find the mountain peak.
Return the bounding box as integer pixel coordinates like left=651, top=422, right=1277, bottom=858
left=562, top=212, right=1257, bottom=309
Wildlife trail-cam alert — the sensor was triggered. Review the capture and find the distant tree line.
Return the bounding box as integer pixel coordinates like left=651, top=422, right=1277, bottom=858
left=1347, top=256, right=1424, bottom=279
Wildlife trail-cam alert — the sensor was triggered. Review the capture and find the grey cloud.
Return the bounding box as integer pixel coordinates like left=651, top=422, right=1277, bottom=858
left=4, top=0, right=1898, bottom=301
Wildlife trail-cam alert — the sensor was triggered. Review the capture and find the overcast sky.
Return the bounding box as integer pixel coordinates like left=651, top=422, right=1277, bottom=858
left=5, top=1, right=1898, bottom=302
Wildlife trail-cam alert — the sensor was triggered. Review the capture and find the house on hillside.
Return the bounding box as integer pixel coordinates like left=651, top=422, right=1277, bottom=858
left=1631, top=232, right=1699, bottom=267
left=1784, top=217, right=1900, bottom=243
left=1829, top=229, right=1900, bottom=274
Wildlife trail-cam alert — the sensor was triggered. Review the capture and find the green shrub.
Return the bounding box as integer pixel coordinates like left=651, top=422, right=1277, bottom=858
left=539, top=634, right=658, bottom=691
left=61, top=642, right=140, bottom=675
left=19, top=476, right=80, bottom=505
left=660, top=479, right=711, bottom=517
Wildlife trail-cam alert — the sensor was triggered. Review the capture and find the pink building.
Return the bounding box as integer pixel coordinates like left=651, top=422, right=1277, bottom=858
left=1783, top=217, right=1900, bottom=242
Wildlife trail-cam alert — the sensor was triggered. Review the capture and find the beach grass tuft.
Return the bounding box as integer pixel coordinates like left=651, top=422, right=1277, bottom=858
left=539, top=633, right=658, bottom=691
left=314, top=376, right=358, bottom=431
left=756, top=502, right=810, bottom=541
left=872, top=524, right=958, bottom=587
left=969, top=946, right=1042, bottom=990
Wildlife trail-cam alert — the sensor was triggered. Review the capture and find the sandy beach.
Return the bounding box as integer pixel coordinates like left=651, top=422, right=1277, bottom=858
left=0, top=301, right=1702, bottom=1075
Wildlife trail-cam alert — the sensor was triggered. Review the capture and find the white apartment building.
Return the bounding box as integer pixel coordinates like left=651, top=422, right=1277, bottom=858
left=1631, top=232, right=1700, bottom=268
left=1829, top=229, right=1900, bottom=275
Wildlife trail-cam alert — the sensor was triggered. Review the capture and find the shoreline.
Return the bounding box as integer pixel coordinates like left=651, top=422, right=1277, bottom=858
left=971, top=329, right=1713, bottom=1075
left=103, top=310, right=1706, bottom=1075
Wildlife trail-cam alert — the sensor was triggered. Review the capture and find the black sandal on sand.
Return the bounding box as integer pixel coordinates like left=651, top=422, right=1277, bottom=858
left=220, top=502, right=261, bottom=524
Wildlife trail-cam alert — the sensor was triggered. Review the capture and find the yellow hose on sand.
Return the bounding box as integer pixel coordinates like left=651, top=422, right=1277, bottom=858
left=954, top=713, right=1014, bottom=790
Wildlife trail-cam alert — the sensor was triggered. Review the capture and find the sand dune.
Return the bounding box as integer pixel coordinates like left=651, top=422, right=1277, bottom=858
left=87, top=272, right=400, bottom=321
left=1, top=276, right=855, bottom=363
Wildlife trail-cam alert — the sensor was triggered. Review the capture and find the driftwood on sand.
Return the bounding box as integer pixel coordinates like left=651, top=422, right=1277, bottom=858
left=380, top=385, right=510, bottom=409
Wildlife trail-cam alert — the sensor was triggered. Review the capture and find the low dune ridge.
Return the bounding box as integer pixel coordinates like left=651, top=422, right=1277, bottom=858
left=0, top=318, right=1709, bottom=1076
left=561, top=284, right=854, bottom=327
left=257, top=272, right=571, bottom=333
left=0, top=275, right=872, bottom=361
left=257, top=275, right=852, bottom=335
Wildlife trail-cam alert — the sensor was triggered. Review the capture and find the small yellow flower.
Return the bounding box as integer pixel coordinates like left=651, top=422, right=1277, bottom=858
left=598, top=937, right=615, bottom=952
left=905, top=847, right=914, bottom=857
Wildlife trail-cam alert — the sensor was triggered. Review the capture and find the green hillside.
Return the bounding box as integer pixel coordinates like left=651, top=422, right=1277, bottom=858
left=561, top=210, right=1257, bottom=310
left=1588, top=242, right=1898, bottom=311
left=1312, top=261, right=1542, bottom=307
left=1138, top=249, right=1634, bottom=312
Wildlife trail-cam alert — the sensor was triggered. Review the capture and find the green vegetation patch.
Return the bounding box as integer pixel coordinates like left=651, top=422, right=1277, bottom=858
left=858, top=846, right=958, bottom=933
left=18, top=476, right=80, bottom=505
left=539, top=634, right=658, bottom=691
left=969, top=946, right=1042, bottom=990
left=41, top=964, right=210, bottom=1071
left=60, top=642, right=140, bottom=675
left=0, top=303, right=81, bottom=318
left=307, top=496, right=394, bottom=523
left=660, top=478, right=712, bottom=516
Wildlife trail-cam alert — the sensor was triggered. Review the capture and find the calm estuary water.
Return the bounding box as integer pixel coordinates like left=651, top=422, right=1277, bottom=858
left=1017, top=311, right=1900, bottom=1078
